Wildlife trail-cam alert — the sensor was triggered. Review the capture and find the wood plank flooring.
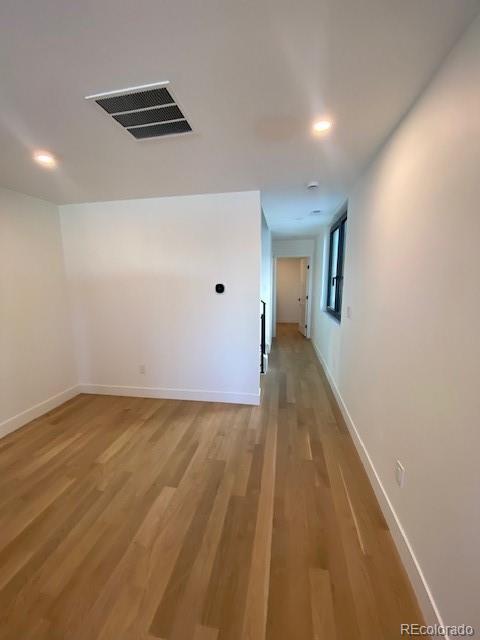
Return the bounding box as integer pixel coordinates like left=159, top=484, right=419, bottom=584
left=0, top=323, right=425, bottom=639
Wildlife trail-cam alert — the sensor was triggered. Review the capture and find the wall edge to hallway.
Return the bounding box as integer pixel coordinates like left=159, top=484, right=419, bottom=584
left=78, top=384, right=260, bottom=406
left=0, top=385, right=80, bottom=440
left=311, top=339, right=445, bottom=634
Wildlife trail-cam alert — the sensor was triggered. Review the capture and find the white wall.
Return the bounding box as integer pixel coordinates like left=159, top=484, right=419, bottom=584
left=60, top=191, right=261, bottom=405
left=312, top=15, right=480, bottom=634
left=276, top=258, right=301, bottom=323
left=0, top=187, right=77, bottom=437
left=272, top=237, right=315, bottom=259
left=261, top=212, right=273, bottom=350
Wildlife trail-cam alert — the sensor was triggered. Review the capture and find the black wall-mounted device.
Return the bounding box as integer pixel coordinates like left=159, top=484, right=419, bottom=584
left=215, top=283, right=225, bottom=294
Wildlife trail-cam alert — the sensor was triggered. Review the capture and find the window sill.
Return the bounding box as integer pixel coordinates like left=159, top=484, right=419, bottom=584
left=324, top=308, right=341, bottom=324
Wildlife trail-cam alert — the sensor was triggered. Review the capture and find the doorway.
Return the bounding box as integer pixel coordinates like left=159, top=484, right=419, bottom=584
left=274, top=257, right=311, bottom=337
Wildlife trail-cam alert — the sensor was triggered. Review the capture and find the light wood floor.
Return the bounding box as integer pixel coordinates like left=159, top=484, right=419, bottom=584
left=0, top=323, right=424, bottom=640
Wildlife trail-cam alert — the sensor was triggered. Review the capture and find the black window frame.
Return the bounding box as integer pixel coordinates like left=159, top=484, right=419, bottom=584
left=326, top=210, right=347, bottom=321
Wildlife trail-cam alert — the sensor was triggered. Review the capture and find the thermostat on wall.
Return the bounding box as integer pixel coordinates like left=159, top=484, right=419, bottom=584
left=215, top=283, right=225, bottom=294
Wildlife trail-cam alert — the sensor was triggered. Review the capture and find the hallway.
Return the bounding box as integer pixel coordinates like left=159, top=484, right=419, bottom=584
left=266, top=324, right=424, bottom=638
left=0, top=324, right=423, bottom=640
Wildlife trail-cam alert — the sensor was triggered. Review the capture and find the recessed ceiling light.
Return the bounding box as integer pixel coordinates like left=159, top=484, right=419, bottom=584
left=309, top=210, right=324, bottom=216
left=313, top=119, right=333, bottom=134
left=33, top=151, right=57, bottom=168
left=306, top=180, right=319, bottom=189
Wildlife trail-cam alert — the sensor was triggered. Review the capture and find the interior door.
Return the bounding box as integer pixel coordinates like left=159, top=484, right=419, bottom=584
left=298, top=258, right=309, bottom=336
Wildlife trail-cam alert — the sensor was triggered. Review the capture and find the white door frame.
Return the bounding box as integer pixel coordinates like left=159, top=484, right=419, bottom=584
left=272, top=257, right=277, bottom=338
left=272, top=255, right=313, bottom=339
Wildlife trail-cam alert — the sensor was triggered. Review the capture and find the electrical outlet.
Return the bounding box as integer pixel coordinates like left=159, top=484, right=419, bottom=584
left=395, top=460, right=405, bottom=488
left=346, top=305, right=352, bottom=319
left=139, top=364, right=146, bottom=375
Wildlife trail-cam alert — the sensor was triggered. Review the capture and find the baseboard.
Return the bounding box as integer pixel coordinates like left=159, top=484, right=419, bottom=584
left=0, top=385, right=80, bottom=440
left=311, top=340, right=443, bottom=632
left=0, top=381, right=259, bottom=441
left=78, top=384, right=260, bottom=406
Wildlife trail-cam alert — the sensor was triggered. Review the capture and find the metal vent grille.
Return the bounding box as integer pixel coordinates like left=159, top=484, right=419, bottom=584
left=86, top=82, right=193, bottom=140
left=113, top=105, right=184, bottom=128
left=96, top=87, right=174, bottom=114
left=129, top=120, right=192, bottom=139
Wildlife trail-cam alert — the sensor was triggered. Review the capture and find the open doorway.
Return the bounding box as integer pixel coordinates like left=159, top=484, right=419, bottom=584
left=274, top=257, right=311, bottom=337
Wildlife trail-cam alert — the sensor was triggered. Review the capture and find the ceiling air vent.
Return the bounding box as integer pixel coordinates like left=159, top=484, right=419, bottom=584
left=85, top=81, right=193, bottom=140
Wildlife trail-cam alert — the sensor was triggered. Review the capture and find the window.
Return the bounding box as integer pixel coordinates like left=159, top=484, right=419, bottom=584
left=326, top=211, right=347, bottom=320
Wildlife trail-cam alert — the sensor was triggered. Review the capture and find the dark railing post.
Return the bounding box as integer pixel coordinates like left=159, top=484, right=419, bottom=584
left=260, top=300, right=266, bottom=373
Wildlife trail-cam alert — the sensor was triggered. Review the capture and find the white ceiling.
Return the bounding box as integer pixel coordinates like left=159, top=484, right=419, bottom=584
left=0, top=0, right=478, bottom=236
